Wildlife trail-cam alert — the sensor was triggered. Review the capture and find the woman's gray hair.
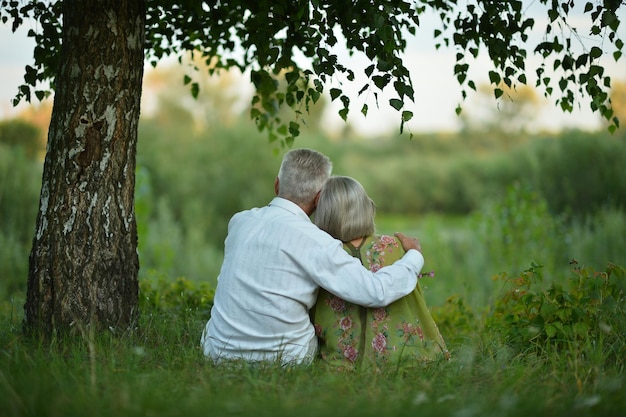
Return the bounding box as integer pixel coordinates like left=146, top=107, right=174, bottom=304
left=314, top=176, right=375, bottom=242
left=277, top=148, right=332, bottom=206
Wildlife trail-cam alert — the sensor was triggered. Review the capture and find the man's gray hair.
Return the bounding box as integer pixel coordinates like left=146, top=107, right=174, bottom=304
left=277, top=148, right=333, bottom=206
left=314, top=176, right=376, bottom=242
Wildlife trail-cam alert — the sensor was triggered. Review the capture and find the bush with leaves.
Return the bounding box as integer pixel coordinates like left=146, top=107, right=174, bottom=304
left=521, top=131, right=626, bottom=217
left=486, top=261, right=626, bottom=367
left=0, top=119, right=42, bottom=159
left=430, top=294, right=481, bottom=346
left=139, top=277, right=215, bottom=319
left=0, top=144, right=42, bottom=297
left=473, top=183, right=566, bottom=276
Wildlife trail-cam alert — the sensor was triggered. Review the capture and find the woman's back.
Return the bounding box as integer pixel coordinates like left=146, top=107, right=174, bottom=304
left=312, top=235, right=449, bottom=370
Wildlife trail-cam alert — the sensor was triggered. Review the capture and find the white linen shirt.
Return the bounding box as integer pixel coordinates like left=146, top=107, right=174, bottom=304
left=201, top=197, right=424, bottom=365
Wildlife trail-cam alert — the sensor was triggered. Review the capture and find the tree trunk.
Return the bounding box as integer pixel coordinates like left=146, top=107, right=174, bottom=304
left=24, top=0, right=146, bottom=336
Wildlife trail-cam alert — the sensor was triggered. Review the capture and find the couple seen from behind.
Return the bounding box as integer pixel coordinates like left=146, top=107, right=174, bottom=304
left=201, top=148, right=448, bottom=369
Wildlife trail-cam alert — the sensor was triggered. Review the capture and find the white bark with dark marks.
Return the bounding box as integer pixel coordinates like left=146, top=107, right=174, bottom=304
left=25, top=0, right=146, bottom=336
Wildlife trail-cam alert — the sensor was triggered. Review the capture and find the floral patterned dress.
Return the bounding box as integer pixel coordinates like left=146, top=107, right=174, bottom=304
left=311, top=235, right=449, bottom=370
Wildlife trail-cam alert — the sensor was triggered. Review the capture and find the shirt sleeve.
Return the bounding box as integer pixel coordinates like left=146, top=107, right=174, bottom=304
left=309, top=241, right=424, bottom=308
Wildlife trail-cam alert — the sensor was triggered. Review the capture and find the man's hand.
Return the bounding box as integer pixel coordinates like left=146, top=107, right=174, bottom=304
left=394, top=232, right=422, bottom=253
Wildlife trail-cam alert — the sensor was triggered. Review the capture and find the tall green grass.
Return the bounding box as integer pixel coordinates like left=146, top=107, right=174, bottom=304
left=1, top=260, right=624, bottom=417
left=0, top=144, right=41, bottom=300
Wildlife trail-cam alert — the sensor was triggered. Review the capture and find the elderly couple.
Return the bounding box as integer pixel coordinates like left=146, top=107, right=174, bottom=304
left=201, top=148, right=448, bottom=369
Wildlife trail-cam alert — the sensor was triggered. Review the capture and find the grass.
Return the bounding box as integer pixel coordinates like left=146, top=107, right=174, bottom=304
left=1, top=329, right=622, bottom=417
left=2, top=142, right=625, bottom=416
left=1, top=259, right=625, bottom=417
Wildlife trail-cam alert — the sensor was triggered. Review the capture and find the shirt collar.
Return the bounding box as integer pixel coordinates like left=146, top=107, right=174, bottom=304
left=268, top=197, right=311, bottom=221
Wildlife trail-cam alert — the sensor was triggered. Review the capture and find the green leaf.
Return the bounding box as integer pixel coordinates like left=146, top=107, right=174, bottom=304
left=190, top=82, right=199, bottom=99
left=340, top=95, right=350, bottom=108
left=548, top=9, right=558, bottom=22
left=361, top=104, right=368, bottom=117
left=494, top=88, right=503, bottom=99
left=308, top=88, right=321, bottom=103
left=489, top=71, right=501, bottom=85
left=285, top=71, right=299, bottom=85
left=602, top=10, right=619, bottom=31
left=267, top=47, right=279, bottom=65
left=285, top=92, right=295, bottom=107
left=288, top=121, right=300, bottom=137
left=573, top=322, right=588, bottom=337
left=372, top=75, right=389, bottom=89
left=377, top=60, right=392, bottom=72
left=24, top=65, right=37, bottom=85
left=590, top=46, right=602, bottom=59
left=394, top=81, right=414, bottom=101
left=562, top=55, right=573, bottom=70
left=330, top=88, right=341, bottom=101
left=389, top=98, right=403, bottom=111
left=402, top=110, right=413, bottom=122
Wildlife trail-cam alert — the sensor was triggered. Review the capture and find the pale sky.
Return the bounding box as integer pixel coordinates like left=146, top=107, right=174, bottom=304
left=1, top=6, right=624, bottom=137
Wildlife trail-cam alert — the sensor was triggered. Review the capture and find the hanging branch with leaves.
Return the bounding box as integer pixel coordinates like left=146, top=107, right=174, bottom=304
left=2, top=0, right=624, bottom=142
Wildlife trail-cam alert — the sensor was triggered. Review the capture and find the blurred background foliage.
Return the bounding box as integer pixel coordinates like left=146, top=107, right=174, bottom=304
left=1, top=64, right=625, bottom=311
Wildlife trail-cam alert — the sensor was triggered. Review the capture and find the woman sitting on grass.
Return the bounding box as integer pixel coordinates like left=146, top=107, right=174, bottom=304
left=311, top=176, right=449, bottom=370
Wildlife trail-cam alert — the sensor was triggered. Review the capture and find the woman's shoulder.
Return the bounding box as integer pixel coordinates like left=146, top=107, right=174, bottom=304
left=361, top=234, right=403, bottom=269
left=369, top=234, right=402, bottom=248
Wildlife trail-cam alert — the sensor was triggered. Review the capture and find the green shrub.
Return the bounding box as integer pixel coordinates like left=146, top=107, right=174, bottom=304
left=0, top=144, right=42, bottom=297
left=472, top=182, right=566, bottom=277
left=137, top=121, right=278, bottom=242
left=139, top=276, right=214, bottom=318
left=565, top=205, right=626, bottom=268
left=430, top=294, right=481, bottom=346
left=521, top=132, right=626, bottom=216
left=0, top=119, right=42, bottom=158
left=486, top=261, right=626, bottom=367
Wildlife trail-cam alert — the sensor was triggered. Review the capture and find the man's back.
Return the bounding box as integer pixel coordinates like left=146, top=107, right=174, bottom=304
left=202, top=198, right=324, bottom=364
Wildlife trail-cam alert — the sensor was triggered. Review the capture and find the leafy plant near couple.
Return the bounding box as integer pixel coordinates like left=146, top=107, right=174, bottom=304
left=487, top=261, right=625, bottom=367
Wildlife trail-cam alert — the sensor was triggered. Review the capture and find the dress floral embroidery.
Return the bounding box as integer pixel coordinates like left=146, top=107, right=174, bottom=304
left=312, top=235, right=449, bottom=370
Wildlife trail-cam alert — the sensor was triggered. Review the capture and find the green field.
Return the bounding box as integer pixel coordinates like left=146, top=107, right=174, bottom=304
left=1, top=117, right=625, bottom=416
